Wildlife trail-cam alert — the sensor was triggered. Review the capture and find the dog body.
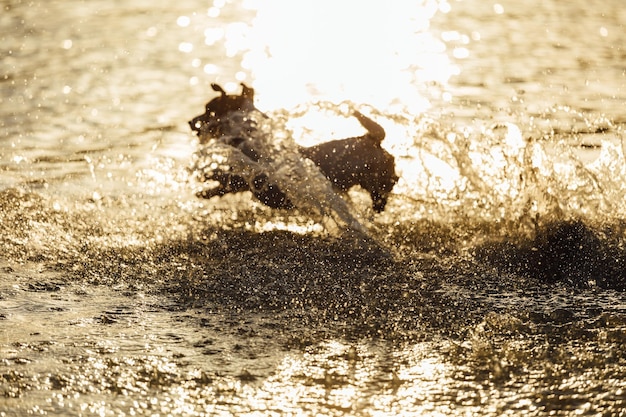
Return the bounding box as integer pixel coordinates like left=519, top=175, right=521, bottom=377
left=299, top=112, right=396, bottom=212
left=189, top=83, right=398, bottom=213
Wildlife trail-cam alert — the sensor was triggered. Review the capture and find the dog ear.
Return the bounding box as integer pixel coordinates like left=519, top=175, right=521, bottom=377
left=211, top=83, right=227, bottom=96
left=240, top=83, right=255, bottom=100
left=353, top=111, right=386, bottom=143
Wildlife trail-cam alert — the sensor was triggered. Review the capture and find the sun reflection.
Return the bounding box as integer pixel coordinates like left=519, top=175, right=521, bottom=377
left=255, top=219, right=325, bottom=235
left=233, top=0, right=456, bottom=113
left=242, top=340, right=465, bottom=416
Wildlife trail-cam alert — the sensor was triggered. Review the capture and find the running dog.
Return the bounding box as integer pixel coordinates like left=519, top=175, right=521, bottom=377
left=189, top=83, right=398, bottom=212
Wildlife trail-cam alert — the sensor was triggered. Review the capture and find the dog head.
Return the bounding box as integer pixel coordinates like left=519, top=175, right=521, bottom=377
left=189, top=83, right=259, bottom=136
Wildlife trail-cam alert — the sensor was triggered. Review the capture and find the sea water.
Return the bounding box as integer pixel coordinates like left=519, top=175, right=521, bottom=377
left=1, top=0, right=626, bottom=415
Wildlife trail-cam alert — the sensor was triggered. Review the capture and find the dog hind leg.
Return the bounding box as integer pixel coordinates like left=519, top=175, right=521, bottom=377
left=369, top=190, right=388, bottom=213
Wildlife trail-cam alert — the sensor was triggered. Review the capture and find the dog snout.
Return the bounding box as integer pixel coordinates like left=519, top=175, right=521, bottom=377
left=189, top=116, right=204, bottom=134
left=189, top=112, right=215, bottom=134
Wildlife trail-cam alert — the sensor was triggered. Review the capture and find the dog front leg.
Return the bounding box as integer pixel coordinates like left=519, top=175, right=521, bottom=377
left=197, top=172, right=250, bottom=199
left=196, top=186, right=229, bottom=199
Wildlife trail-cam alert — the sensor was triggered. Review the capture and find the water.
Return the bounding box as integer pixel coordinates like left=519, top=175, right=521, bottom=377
left=2, top=0, right=626, bottom=415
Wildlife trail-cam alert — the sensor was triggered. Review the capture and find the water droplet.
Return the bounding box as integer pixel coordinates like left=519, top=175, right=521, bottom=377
left=178, top=42, right=193, bottom=53
left=203, top=64, right=218, bottom=74
left=207, top=7, right=220, bottom=18
left=176, top=16, right=190, bottom=27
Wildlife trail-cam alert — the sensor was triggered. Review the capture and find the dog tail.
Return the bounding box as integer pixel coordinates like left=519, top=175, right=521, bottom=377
left=353, top=111, right=385, bottom=144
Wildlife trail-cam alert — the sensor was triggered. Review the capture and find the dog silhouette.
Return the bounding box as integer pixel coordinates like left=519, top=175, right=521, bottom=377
left=189, top=83, right=398, bottom=212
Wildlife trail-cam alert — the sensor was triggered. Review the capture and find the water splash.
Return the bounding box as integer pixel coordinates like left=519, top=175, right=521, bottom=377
left=379, top=112, right=626, bottom=232
left=191, top=109, right=371, bottom=235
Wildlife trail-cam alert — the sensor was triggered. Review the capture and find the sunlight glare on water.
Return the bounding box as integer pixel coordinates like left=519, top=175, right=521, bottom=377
left=229, top=0, right=457, bottom=113
left=231, top=340, right=466, bottom=416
